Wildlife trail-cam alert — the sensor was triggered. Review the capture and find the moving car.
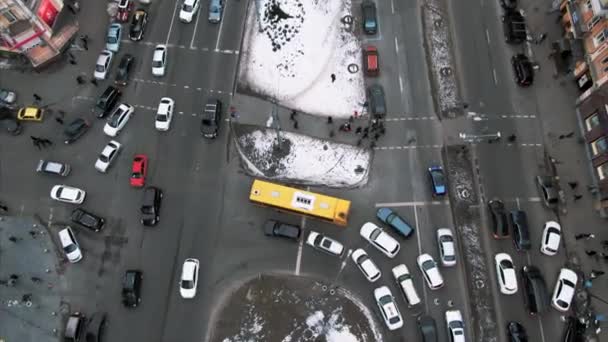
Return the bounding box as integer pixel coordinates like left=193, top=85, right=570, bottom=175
left=510, top=210, right=531, bottom=251
left=417, top=253, right=444, bottom=290
left=95, top=86, right=121, bottom=118
left=536, top=175, right=559, bottom=208
left=17, top=106, right=43, bottom=121
left=95, top=140, right=122, bottom=172
left=129, top=9, right=148, bottom=41
left=360, top=222, right=400, bottom=258
left=36, top=160, right=71, bottom=176
left=152, top=45, right=167, bottom=76
left=201, top=99, right=222, bottom=139
left=64, top=312, right=85, bottom=342
left=445, top=310, right=466, bottom=342
left=84, top=312, right=107, bottom=342
left=179, top=0, right=200, bottom=23
left=115, top=54, right=135, bottom=86
left=94, top=50, right=113, bottom=80
left=50, top=185, right=86, bottom=204
left=58, top=227, right=83, bottom=263
left=179, top=258, right=200, bottom=298
left=511, top=54, right=534, bottom=87
left=64, top=118, right=90, bottom=144
left=363, top=45, right=379, bottom=76
left=428, top=165, right=446, bottom=196
left=367, top=84, right=386, bottom=117
left=521, top=265, right=549, bottom=314
left=71, top=208, right=105, bottom=232
left=506, top=321, right=527, bottom=342
left=361, top=0, right=378, bottom=34
left=155, top=97, right=174, bottom=131
left=0, top=88, right=16, bottom=104
left=306, top=231, right=344, bottom=256
left=488, top=199, right=509, bottom=238
left=373, top=286, right=403, bottom=330
left=104, top=103, right=134, bottom=137
left=418, top=315, right=438, bottom=342
left=116, top=0, right=133, bottom=22
left=208, top=0, right=223, bottom=23
left=263, top=219, right=301, bottom=240
left=130, top=154, right=148, bottom=187
left=140, top=186, right=162, bottom=226
left=437, top=228, right=456, bottom=267
left=540, top=221, right=561, bottom=256
left=351, top=248, right=381, bottom=282
left=376, top=207, right=414, bottom=238
left=392, top=264, right=421, bottom=307
left=552, top=268, right=578, bottom=312
left=122, top=270, right=142, bottom=307
left=106, top=23, right=122, bottom=52
left=502, top=10, right=526, bottom=44
left=495, top=253, right=518, bottom=295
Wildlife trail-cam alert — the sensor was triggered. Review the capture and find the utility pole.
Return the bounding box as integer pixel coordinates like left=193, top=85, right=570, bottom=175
left=271, top=101, right=282, bottom=151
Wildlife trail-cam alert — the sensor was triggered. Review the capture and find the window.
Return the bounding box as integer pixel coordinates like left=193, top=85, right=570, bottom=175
left=594, top=31, right=607, bottom=47
left=591, top=136, right=608, bottom=155
left=585, top=112, right=601, bottom=131
left=587, top=0, right=593, bottom=10
left=597, top=162, right=608, bottom=180
left=603, top=56, right=608, bottom=64
left=589, top=16, right=602, bottom=30
left=2, top=10, right=17, bottom=23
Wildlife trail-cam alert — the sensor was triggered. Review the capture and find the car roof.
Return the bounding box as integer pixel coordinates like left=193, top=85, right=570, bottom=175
left=546, top=231, right=561, bottom=249
left=182, top=260, right=197, bottom=279
left=184, top=0, right=196, bottom=5
left=375, top=231, right=398, bottom=249
left=58, top=228, right=74, bottom=245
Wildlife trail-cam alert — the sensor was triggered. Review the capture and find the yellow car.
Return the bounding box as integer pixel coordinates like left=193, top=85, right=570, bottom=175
left=17, top=107, right=44, bottom=121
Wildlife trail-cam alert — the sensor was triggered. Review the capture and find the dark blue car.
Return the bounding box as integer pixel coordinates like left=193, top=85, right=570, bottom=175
left=428, top=166, right=446, bottom=196
left=376, top=208, right=414, bottom=238
left=361, top=1, right=377, bottom=35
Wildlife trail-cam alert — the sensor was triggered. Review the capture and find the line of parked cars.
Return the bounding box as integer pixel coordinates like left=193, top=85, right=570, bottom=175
left=499, top=0, right=534, bottom=87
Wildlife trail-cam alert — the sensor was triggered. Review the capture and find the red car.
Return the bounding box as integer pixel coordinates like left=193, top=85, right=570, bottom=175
left=116, top=0, right=134, bottom=22
left=363, top=45, right=379, bottom=77
left=130, top=154, right=148, bottom=187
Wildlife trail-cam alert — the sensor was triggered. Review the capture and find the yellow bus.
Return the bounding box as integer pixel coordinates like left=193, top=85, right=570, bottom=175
left=249, top=179, right=351, bottom=226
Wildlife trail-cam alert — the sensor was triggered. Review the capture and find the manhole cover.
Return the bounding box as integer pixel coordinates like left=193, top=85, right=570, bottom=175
left=456, top=185, right=470, bottom=200
left=342, top=15, right=353, bottom=24
left=347, top=63, right=359, bottom=74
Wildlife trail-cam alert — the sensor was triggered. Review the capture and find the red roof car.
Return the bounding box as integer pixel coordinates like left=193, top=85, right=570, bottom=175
left=130, top=154, right=148, bottom=187
left=116, top=0, right=134, bottom=22
left=363, top=45, right=379, bottom=77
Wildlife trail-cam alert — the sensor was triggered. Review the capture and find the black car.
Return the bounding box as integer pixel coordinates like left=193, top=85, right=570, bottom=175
left=71, top=208, right=105, bottom=232
left=417, top=315, right=438, bottom=342
left=85, top=312, right=106, bottom=342
left=536, top=175, right=559, bottom=208
left=488, top=199, right=509, bottom=238
left=511, top=54, right=533, bottom=87
left=201, top=99, right=222, bottom=139
left=129, top=9, right=148, bottom=41
left=507, top=321, right=528, bottom=342
left=361, top=1, right=378, bottom=35
left=562, top=316, right=585, bottom=342
left=115, top=54, right=135, bottom=86
left=502, top=10, right=526, bottom=44
left=499, top=0, right=517, bottom=9
left=64, top=312, right=85, bottom=342
left=64, top=118, right=90, bottom=144
left=510, top=210, right=530, bottom=251
left=122, top=270, right=142, bottom=307
left=367, top=84, right=386, bottom=117
left=141, top=186, right=162, bottom=226
left=263, top=219, right=301, bottom=240
left=95, top=86, right=121, bottom=118
left=521, top=265, right=549, bottom=315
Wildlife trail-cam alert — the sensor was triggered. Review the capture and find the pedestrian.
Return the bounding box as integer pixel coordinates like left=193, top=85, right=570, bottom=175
left=76, top=75, right=85, bottom=84
left=43, top=138, right=53, bottom=146
left=293, top=120, right=298, bottom=129
left=575, top=233, right=592, bottom=240
left=290, top=110, right=297, bottom=120
left=362, top=131, right=369, bottom=139
left=29, top=230, right=37, bottom=238
left=8, top=236, right=18, bottom=243
left=591, top=270, right=605, bottom=279
left=602, top=240, right=608, bottom=247
left=356, top=139, right=362, bottom=147
left=68, top=52, right=75, bottom=60
left=586, top=250, right=598, bottom=256
left=0, top=204, right=7, bottom=212
left=33, top=93, right=42, bottom=102
left=329, top=129, right=335, bottom=138
left=354, top=111, right=359, bottom=119
left=355, top=126, right=362, bottom=134
left=565, top=132, right=575, bottom=138
left=559, top=134, right=566, bottom=140
left=574, top=194, right=583, bottom=201
left=31, top=276, right=42, bottom=283
left=91, top=78, right=98, bottom=86
left=55, top=117, right=64, bottom=124
left=330, top=73, right=336, bottom=82
left=508, top=134, right=516, bottom=142
left=568, top=181, right=579, bottom=189
left=363, top=127, right=369, bottom=135
left=380, top=127, right=386, bottom=136
left=82, top=40, right=88, bottom=50
left=344, top=122, right=351, bottom=132
left=348, top=116, right=354, bottom=123
left=374, top=133, right=380, bottom=141
left=69, top=59, right=77, bottom=65
left=9, top=274, right=18, bottom=281
left=369, top=141, right=376, bottom=149
left=327, top=116, right=333, bottom=124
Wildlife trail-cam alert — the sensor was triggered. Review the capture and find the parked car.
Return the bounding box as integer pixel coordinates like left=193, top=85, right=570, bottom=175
left=71, top=208, right=105, bottom=232
left=360, top=222, right=400, bottom=258
left=94, top=50, right=113, bottom=80
left=540, top=221, right=561, bottom=256
left=140, top=186, right=162, bottom=226
left=104, top=103, right=134, bottom=137
left=437, top=228, right=456, bottom=267
left=511, top=54, right=534, bottom=87
left=263, top=219, right=301, bottom=240
left=445, top=310, right=466, bottom=342
left=115, top=54, right=135, bottom=86
left=417, top=253, right=444, bottom=290
left=95, top=140, right=122, bottom=173
left=116, top=0, right=133, bottom=22
left=58, top=227, right=83, bottom=263
left=122, top=270, right=142, bottom=307
left=418, top=315, right=438, bottom=342
left=510, top=210, right=531, bottom=251
left=36, top=160, right=70, bottom=176
left=552, top=268, right=578, bottom=312
left=499, top=0, right=517, bottom=10
left=155, top=97, right=174, bottom=131
left=179, top=0, right=200, bottom=23
left=488, top=199, right=509, bottom=238
left=374, top=286, right=403, bottom=330
left=367, top=84, right=386, bottom=117
left=84, top=312, right=107, bottom=342
left=495, top=253, right=518, bottom=295
left=17, top=106, right=43, bottom=121
left=201, top=99, right=222, bottom=139
left=536, top=175, right=559, bottom=208
left=50, top=185, right=86, bottom=204
left=428, top=165, right=446, bottom=196
left=95, top=86, right=121, bottom=118
left=506, top=321, right=528, bottom=342
left=64, top=312, right=85, bottom=342
left=130, top=154, right=148, bottom=187
left=179, top=258, right=200, bottom=298
left=521, top=265, right=549, bottom=314
left=363, top=45, right=379, bottom=76
left=152, top=45, right=167, bottom=76
left=129, top=9, right=148, bottom=41
left=376, top=207, right=414, bottom=238
left=392, top=264, right=421, bottom=307
left=351, top=248, right=381, bottom=282
left=502, top=10, right=526, bottom=44
left=0, top=88, right=16, bottom=105
left=208, top=0, right=223, bottom=23
left=361, top=0, right=378, bottom=34
left=106, top=23, right=122, bottom=52
left=64, top=118, right=90, bottom=144
left=306, top=231, right=344, bottom=256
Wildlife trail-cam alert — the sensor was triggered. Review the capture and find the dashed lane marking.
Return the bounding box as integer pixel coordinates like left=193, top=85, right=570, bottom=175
left=374, top=145, right=443, bottom=150
left=375, top=201, right=449, bottom=207
left=120, top=40, right=240, bottom=54
left=383, top=116, right=437, bottom=121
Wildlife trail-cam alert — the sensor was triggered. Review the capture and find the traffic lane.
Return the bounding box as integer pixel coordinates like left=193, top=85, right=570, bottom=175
left=144, top=0, right=181, bottom=44
left=211, top=0, right=250, bottom=52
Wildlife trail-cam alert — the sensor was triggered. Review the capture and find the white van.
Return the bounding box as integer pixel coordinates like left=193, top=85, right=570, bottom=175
left=392, top=264, right=421, bottom=307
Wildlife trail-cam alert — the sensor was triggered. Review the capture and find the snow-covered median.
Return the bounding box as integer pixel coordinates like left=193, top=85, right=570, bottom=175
left=237, top=0, right=365, bottom=118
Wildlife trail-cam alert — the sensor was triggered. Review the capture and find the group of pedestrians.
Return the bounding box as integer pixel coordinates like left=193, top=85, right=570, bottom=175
left=576, top=232, right=608, bottom=279
left=30, top=136, right=53, bottom=150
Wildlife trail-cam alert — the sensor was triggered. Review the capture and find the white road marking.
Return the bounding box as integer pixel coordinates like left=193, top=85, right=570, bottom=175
left=374, top=145, right=443, bottom=150
left=485, top=29, right=491, bottom=44
left=394, top=36, right=399, bottom=54
left=375, top=201, right=449, bottom=207
left=190, top=9, right=203, bottom=49
left=516, top=197, right=521, bottom=209
left=19, top=204, right=25, bottom=216
left=48, top=207, right=54, bottom=226
left=413, top=204, right=428, bottom=313
left=399, top=76, right=404, bottom=93
left=295, top=215, right=306, bottom=276
left=214, top=4, right=228, bottom=51
left=391, top=0, right=395, bottom=13
left=165, top=0, right=181, bottom=45
left=383, top=116, right=437, bottom=121
left=492, top=68, right=498, bottom=85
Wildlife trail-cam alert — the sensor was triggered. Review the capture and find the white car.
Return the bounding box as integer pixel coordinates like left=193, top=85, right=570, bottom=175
left=446, top=310, right=466, bottom=342
left=437, top=228, right=456, bottom=267
left=495, top=253, right=517, bottom=295
left=392, top=264, right=421, bottom=307
left=552, top=268, right=578, bottom=312
left=95, top=140, right=122, bottom=172
left=50, top=185, right=86, bottom=204
left=540, top=221, right=561, bottom=256
left=417, top=253, right=444, bottom=290
left=94, top=50, right=113, bottom=80
left=360, top=222, right=400, bottom=258
left=152, top=45, right=167, bottom=77
left=306, top=231, right=344, bottom=256
left=179, top=258, right=200, bottom=298
left=351, top=249, right=381, bottom=282
left=179, top=0, right=200, bottom=22
left=155, top=97, right=174, bottom=131
left=373, top=286, right=403, bottom=331
left=58, top=227, right=83, bottom=263
left=104, top=103, right=134, bottom=137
